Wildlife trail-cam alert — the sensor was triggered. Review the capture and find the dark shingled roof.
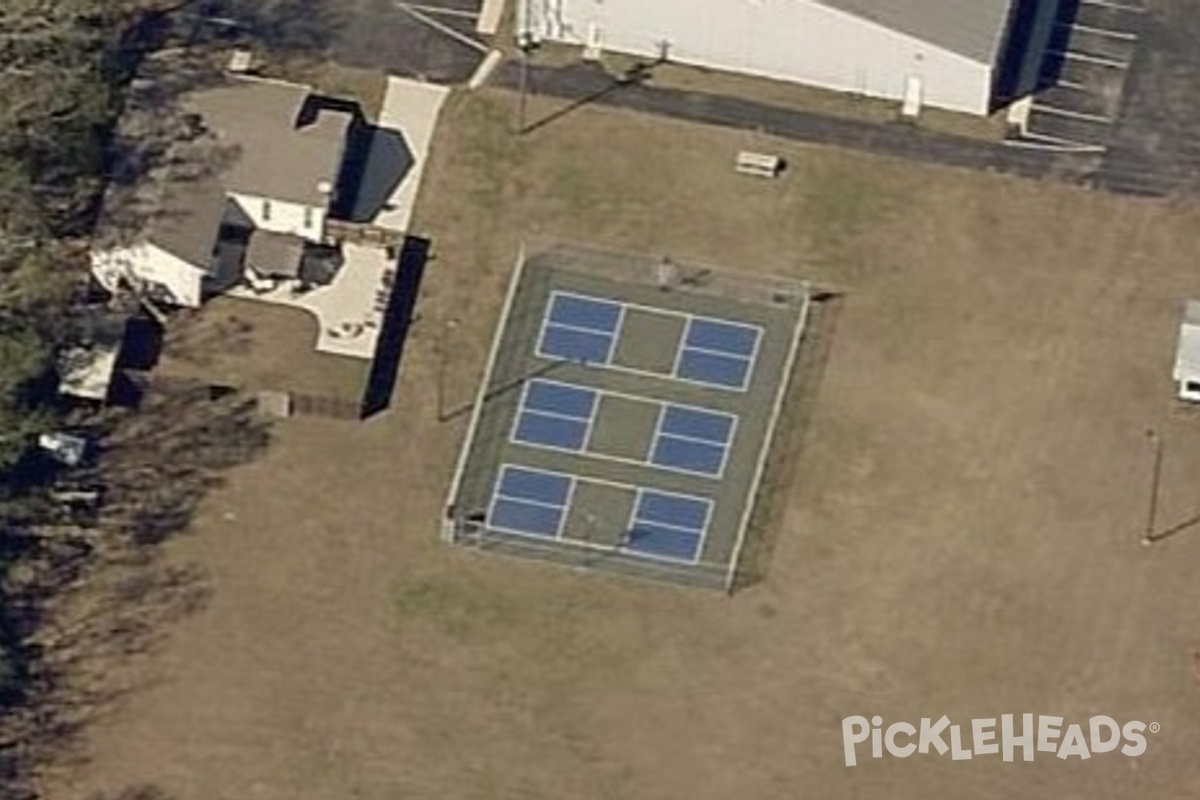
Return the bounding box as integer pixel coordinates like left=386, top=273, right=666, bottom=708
left=185, top=77, right=353, bottom=207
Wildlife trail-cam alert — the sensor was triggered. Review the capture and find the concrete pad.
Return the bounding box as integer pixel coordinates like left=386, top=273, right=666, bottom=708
left=227, top=241, right=396, bottom=360
left=468, top=49, right=505, bottom=90
left=370, top=77, right=450, bottom=234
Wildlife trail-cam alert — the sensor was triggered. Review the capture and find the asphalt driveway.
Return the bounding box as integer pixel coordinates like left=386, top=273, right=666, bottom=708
left=1094, top=0, right=1200, bottom=196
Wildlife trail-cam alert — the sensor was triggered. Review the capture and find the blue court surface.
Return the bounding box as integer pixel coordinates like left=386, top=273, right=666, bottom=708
left=650, top=404, right=735, bottom=477
left=511, top=380, right=598, bottom=451
left=488, top=465, right=574, bottom=539
left=537, top=293, right=622, bottom=366
left=536, top=291, right=763, bottom=391
left=625, top=490, right=712, bottom=562
left=675, top=317, right=761, bottom=390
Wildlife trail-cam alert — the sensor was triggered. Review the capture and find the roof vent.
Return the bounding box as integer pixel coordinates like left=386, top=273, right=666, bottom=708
left=228, top=49, right=254, bottom=74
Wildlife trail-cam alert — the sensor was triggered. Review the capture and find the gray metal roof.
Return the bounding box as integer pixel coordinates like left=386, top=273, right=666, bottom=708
left=820, top=0, right=1016, bottom=64
left=245, top=229, right=306, bottom=278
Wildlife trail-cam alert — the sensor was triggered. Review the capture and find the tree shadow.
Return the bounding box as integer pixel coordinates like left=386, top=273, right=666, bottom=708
left=0, top=387, right=269, bottom=797
left=339, top=127, right=415, bottom=224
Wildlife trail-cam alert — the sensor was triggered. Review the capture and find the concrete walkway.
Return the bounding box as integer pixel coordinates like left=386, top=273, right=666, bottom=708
left=371, top=76, right=451, bottom=233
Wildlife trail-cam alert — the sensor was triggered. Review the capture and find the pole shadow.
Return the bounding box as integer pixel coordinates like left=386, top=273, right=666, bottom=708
left=519, top=59, right=662, bottom=136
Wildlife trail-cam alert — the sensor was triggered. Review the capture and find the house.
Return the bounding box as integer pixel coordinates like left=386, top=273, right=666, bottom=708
left=517, top=0, right=1062, bottom=116
left=1173, top=301, right=1200, bottom=402
left=91, top=76, right=360, bottom=308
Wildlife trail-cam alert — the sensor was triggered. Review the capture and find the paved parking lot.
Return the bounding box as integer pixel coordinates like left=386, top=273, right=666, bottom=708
left=1094, top=0, right=1200, bottom=196
left=1011, top=0, right=1200, bottom=198
left=1022, top=0, right=1146, bottom=150
left=331, top=0, right=490, bottom=84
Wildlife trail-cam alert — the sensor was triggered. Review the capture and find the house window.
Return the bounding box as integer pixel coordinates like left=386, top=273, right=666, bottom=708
left=262, top=199, right=272, bottom=221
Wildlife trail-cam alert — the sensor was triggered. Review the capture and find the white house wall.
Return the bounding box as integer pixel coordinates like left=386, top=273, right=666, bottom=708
left=90, top=243, right=204, bottom=308
left=229, top=192, right=327, bottom=243
left=530, top=0, right=994, bottom=114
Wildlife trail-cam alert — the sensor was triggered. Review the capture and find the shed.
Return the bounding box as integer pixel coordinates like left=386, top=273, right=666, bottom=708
left=1173, top=300, right=1200, bottom=401
left=245, top=229, right=306, bottom=279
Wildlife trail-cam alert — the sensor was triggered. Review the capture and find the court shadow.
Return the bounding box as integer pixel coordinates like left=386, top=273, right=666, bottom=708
left=728, top=292, right=843, bottom=593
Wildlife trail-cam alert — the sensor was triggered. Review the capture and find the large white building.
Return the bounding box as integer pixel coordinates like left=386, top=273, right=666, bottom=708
left=520, top=0, right=1055, bottom=115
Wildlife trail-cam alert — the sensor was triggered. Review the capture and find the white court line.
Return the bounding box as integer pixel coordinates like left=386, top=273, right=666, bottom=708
left=1031, top=103, right=1112, bottom=124
left=1059, top=21, right=1138, bottom=41
left=669, top=316, right=692, bottom=379
left=1049, top=49, right=1129, bottom=69
left=1053, top=78, right=1088, bottom=91
left=580, top=384, right=601, bottom=451
left=724, top=284, right=811, bottom=592
left=403, top=2, right=478, bottom=19
left=1080, top=0, right=1145, bottom=12
left=395, top=2, right=489, bottom=53
left=556, top=477, right=579, bottom=540
left=626, top=488, right=712, bottom=565
left=444, top=247, right=527, bottom=540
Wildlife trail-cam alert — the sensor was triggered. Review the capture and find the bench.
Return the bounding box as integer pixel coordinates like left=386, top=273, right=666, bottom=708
left=735, top=150, right=782, bottom=178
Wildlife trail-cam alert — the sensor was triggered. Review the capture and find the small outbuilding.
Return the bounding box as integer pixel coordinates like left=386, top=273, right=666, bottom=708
left=1173, top=300, right=1200, bottom=401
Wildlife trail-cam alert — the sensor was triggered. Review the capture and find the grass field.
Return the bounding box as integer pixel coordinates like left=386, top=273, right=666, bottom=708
left=157, top=296, right=370, bottom=400
left=43, top=88, right=1200, bottom=799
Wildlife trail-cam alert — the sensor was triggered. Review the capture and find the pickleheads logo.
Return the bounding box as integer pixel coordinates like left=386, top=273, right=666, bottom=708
left=842, top=715, right=1159, bottom=766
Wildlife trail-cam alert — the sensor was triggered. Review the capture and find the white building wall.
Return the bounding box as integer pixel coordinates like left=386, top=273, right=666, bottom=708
left=229, top=192, right=327, bottom=243
left=91, top=243, right=205, bottom=308
left=533, top=0, right=994, bottom=115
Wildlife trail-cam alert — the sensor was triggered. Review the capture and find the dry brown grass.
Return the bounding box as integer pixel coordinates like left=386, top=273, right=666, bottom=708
left=43, top=89, right=1200, bottom=800
left=157, top=296, right=369, bottom=400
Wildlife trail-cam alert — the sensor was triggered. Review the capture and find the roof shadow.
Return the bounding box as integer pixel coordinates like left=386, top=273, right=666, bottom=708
left=992, top=0, right=1075, bottom=109
left=337, top=125, right=414, bottom=224
left=360, top=235, right=429, bottom=418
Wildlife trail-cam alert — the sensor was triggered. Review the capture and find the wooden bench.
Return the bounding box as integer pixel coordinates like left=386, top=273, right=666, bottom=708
left=735, top=150, right=782, bottom=178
